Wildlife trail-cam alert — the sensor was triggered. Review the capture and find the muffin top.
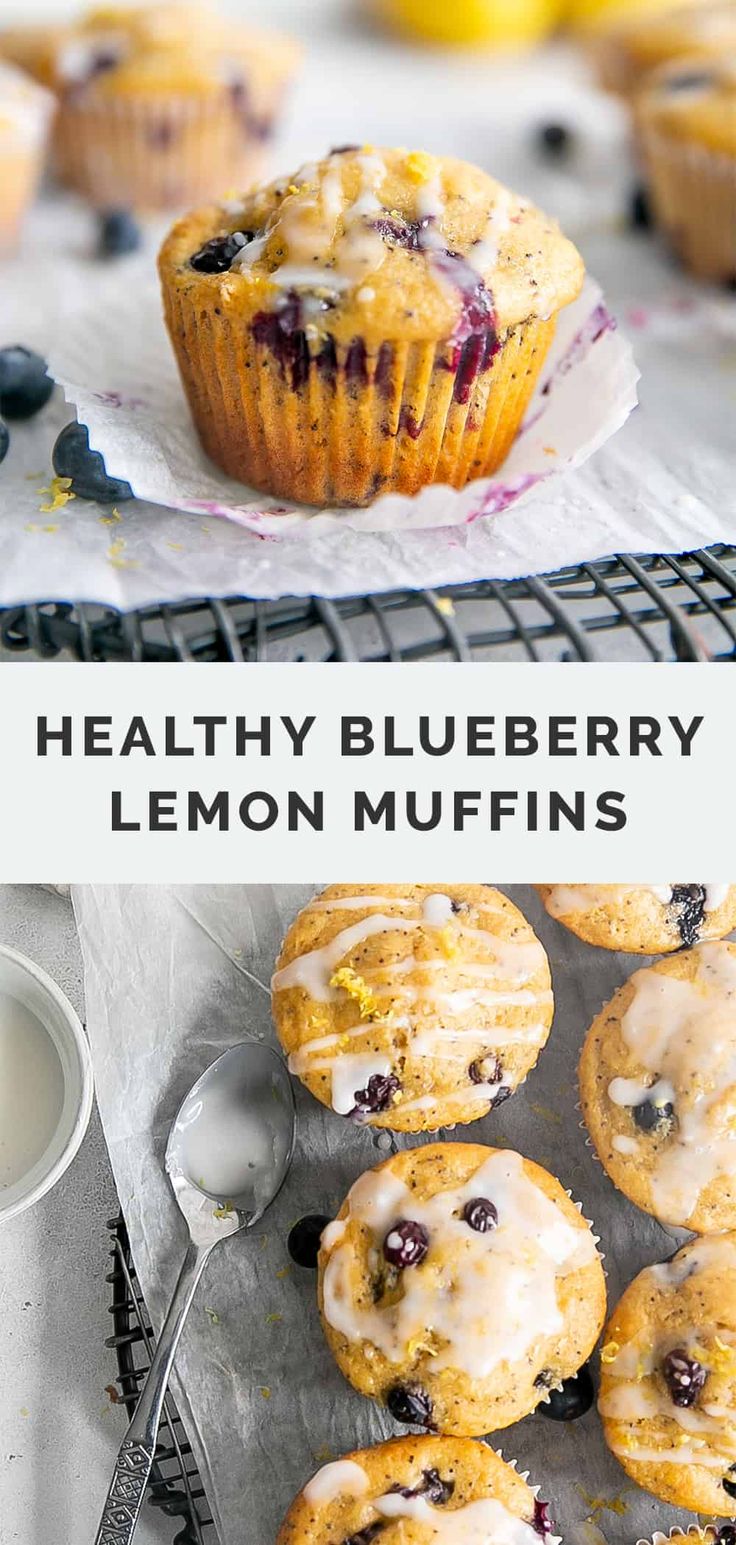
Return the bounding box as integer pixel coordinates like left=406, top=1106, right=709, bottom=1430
left=638, top=53, right=736, bottom=155
left=159, top=147, right=584, bottom=346
left=537, top=883, right=736, bottom=953
left=602, top=0, right=736, bottom=68
left=277, top=1435, right=556, bottom=1545
left=0, top=60, right=53, bottom=146
left=598, top=1234, right=736, bottom=1515
left=318, top=1142, right=605, bottom=1436
left=29, top=2, right=299, bottom=100
left=271, top=884, right=553, bottom=1133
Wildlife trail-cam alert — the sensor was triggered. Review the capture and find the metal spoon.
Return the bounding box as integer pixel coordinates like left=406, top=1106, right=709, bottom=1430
left=94, top=1040, right=295, bottom=1545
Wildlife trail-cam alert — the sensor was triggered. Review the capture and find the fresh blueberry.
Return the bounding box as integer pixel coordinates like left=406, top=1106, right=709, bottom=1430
left=0, top=346, right=54, bottom=420
left=537, top=1364, right=595, bottom=1421
left=537, top=122, right=572, bottom=158
left=662, top=1348, right=707, bottom=1407
left=629, top=185, right=652, bottom=231
left=98, top=210, right=141, bottom=259
left=350, top=1072, right=400, bottom=1119
left=386, top=1383, right=434, bottom=1429
left=391, top=1469, right=454, bottom=1505
left=718, top=1528, right=736, bottom=1544
left=463, top=1197, right=498, bottom=1233
left=190, top=231, right=254, bottom=274
left=670, top=884, right=707, bottom=947
left=723, top=1467, right=736, bottom=1501
left=0, top=418, right=8, bottom=464
left=533, top=1501, right=555, bottom=1539
left=287, top=1213, right=331, bottom=1269
left=52, top=422, right=134, bottom=503
left=383, top=1220, right=429, bottom=1269
left=632, top=1091, right=675, bottom=1134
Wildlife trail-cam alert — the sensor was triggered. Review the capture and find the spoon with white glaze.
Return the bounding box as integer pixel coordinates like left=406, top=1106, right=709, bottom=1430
left=94, top=1039, right=295, bottom=1545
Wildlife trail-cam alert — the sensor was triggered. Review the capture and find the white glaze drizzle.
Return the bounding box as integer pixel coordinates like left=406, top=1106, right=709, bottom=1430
left=544, top=884, right=730, bottom=919
left=322, top=1150, right=597, bottom=1376
left=303, top=1459, right=369, bottom=1505
left=607, top=943, right=736, bottom=1221
left=375, top=1491, right=543, bottom=1543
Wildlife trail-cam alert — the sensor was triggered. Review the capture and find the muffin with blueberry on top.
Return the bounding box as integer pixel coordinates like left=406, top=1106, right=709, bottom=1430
left=158, top=146, right=584, bottom=506
left=536, top=883, right=736, bottom=953
left=270, top=884, right=553, bottom=1133
left=317, top=1141, right=606, bottom=1437
left=579, top=942, right=736, bottom=1233
left=599, top=1233, right=736, bottom=1513
left=277, top=1435, right=559, bottom=1545
left=587, top=0, right=736, bottom=96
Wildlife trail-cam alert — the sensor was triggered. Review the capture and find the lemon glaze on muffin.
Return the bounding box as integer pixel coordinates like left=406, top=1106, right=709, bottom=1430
left=271, top=885, right=553, bottom=1133
left=579, top=942, right=736, bottom=1233
left=599, top=1234, right=736, bottom=1515
left=317, top=1142, right=606, bottom=1438
left=277, top=1435, right=558, bottom=1545
left=536, top=883, right=736, bottom=953
left=159, top=147, right=584, bottom=505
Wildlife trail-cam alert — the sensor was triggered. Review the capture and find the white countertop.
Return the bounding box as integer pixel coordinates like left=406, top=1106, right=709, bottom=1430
left=0, top=885, right=174, bottom=1544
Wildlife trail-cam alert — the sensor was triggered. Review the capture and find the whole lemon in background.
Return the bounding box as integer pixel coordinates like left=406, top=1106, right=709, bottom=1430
left=369, top=0, right=563, bottom=47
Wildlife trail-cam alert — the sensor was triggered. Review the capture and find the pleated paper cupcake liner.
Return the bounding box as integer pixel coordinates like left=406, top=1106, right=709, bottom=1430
left=162, top=279, right=557, bottom=507
left=54, top=88, right=279, bottom=212
left=637, top=1527, right=724, bottom=1545
left=639, top=128, right=736, bottom=284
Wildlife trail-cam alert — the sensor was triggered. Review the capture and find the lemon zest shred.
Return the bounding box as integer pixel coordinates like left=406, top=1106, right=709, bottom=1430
left=39, top=476, right=75, bottom=514
left=600, top=1340, right=620, bottom=1364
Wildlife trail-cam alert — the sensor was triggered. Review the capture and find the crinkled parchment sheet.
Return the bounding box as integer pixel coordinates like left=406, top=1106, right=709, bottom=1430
left=73, top=883, right=697, bottom=1545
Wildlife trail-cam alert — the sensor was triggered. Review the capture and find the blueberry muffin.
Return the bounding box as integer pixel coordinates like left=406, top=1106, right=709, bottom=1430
left=588, top=0, right=736, bottom=96
left=0, top=63, right=53, bottom=253
left=271, top=885, right=553, bottom=1133
left=636, top=55, right=736, bottom=282
left=15, top=3, right=300, bottom=211
left=579, top=942, right=736, bottom=1233
left=599, top=1233, right=736, bottom=1514
left=317, top=1141, right=606, bottom=1437
left=537, top=884, right=736, bottom=954
left=158, top=147, right=584, bottom=506
left=277, top=1435, right=558, bottom=1545
left=638, top=1532, right=736, bottom=1545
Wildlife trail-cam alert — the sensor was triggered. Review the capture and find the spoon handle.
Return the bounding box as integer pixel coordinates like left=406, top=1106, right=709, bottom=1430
left=94, top=1238, right=211, bottom=1545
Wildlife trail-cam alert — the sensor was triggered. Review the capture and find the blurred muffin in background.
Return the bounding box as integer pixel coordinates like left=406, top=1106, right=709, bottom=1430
left=368, top=0, right=563, bottom=48
left=0, top=23, right=71, bottom=89
left=636, top=55, right=736, bottom=281
left=1, top=3, right=300, bottom=213
left=585, top=0, right=736, bottom=96
left=0, top=62, right=53, bottom=254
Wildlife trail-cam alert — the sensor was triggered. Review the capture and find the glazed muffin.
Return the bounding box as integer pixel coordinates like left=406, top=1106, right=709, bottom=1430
left=271, top=884, right=553, bottom=1133
left=599, top=1233, right=736, bottom=1514
left=317, top=1142, right=606, bottom=1437
left=158, top=147, right=584, bottom=506
left=587, top=0, right=735, bottom=96
left=23, top=3, right=300, bottom=211
left=0, top=63, right=53, bottom=253
left=277, top=1435, right=558, bottom=1545
left=638, top=1532, right=736, bottom=1545
left=636, top=55, right=736, bottom=282
left=536, top=883, right=736, bottom=953
left=579, top=942, right=736, bottom=1233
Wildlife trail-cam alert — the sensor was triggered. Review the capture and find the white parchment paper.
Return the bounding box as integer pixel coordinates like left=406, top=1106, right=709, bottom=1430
left=73, top=883, right=699, bottom=1545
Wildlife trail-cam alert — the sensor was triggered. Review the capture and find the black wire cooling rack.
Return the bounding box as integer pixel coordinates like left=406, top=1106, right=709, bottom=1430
left=4, top=546, right=736, bottom=661
left=107, top=1214, right=215, bottom=1544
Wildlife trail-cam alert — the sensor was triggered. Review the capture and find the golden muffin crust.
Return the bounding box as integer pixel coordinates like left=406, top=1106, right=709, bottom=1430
left=159, top=146, right=584, bottom=346
left=599, top=1235, right=736, bottom=1514
left=271, top=885, right=553, bottom=1133
left=637, top=53, right=736, bottom=156
left=579, top=942, right=736, bottom=1234
left=317, top=1142, right=606, bottom=1437
left=536, top=884, right=736, bottom=954
left=277, top=1435, right=554, bottom=1545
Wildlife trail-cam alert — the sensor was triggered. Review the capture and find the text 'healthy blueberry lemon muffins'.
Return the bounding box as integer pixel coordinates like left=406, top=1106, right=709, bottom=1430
left=536, top=883, right=736, bottom=952
left=158, top=147, right=584, bottom=505
left=599, top=1234, right=736, bottom=1514
left=277, top=1435, right=558, bottom=1545
left=0, top=63, right=53, bottom=254
left=271, top=885, right=553, bottom=1133
left=317, top=1143, right=606, bottom=1437
left=579, top=942, right=736, bottom=1233
left=9, top=2, right=300, bottom=212
left=636, top=54, right=736, bottom=282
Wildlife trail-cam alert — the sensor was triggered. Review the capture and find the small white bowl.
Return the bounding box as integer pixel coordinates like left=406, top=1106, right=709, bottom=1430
left=0, top=943, right=94, bottom=1224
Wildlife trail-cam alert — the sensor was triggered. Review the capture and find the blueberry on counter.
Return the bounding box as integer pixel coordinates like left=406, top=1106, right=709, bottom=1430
left=98, top=209, right=142, bottom=259
left=0, top=418, right=8, bottom=465
left=52, top=422, right=134, bottom=503
left=287, top=1213, right=332, bottom=1269
left=537, top=1363, right=595, bottom=1421
left=0, top=346, right=54, bottom=420
left=629, top=185, right=652, bottom=231
left=536, top=122, right=572, bottom=159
